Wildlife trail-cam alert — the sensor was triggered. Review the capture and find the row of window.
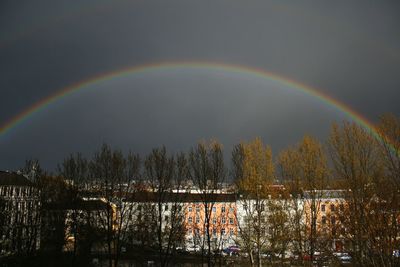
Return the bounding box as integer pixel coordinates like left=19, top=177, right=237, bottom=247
left=0, top=186, right=36, bottom=197
left=187, top=206, right=234, bottom=213
left=321, top=215, right=337, bottom=225
left=321, top=203, right=345, bottom=213
left=187, top=216, right=235, bottom=225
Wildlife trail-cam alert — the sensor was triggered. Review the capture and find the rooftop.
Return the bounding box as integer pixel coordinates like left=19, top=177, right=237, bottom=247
left=0, top=170, right=33, bottom=186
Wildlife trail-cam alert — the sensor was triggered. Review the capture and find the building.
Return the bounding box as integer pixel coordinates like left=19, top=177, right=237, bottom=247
left=121, top=191, right=238, bottom=250
left=303, top=190, right=347, bottom=252
left=0, top=171, right=40, bottom=256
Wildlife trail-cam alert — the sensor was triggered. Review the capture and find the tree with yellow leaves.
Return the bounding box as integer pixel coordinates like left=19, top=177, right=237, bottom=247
left=278, top=135, right=329, bottom=263
left=235, top=137, right=274, bottom=267
left=328, top=121, right=383, bottom=266
left=376, top=114, right=400, bottom=266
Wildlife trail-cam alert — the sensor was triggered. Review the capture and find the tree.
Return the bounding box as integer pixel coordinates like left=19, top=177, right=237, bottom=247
left=189, top=140, right=226, bottom=267
left=89, top=144, right=139, bottom=267
left=277, top=135, right=329, bottom=263
left=328, top=121, right=383, bottom=266
left=277, top=146, right=306, bottom=262
left=58, top=153, right=89, bottom=263
left=235, top=137, right=274, bottom=267
left=144, top=147, right=186, bottom=267
left=375, top=114, right=400, bottom=266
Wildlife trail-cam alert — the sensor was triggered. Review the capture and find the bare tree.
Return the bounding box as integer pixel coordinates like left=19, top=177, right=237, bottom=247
left=89, top=144, right=139, bottom=267
left=58, top=152, right=88, bottom=263
left=144, top=147, right=186, bottom=267
left=189, top=140, right=226, bottom=267
left=328, top=121, right=383, bottom=266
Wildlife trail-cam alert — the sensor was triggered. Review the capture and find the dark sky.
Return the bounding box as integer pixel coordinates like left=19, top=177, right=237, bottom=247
left=1, top=0, right=400, bottom=170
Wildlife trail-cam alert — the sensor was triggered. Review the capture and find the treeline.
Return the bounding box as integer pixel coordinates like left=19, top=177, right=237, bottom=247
left=3, top=113, right=399, bottom=267
left=233, top=114, right=400, bottom=267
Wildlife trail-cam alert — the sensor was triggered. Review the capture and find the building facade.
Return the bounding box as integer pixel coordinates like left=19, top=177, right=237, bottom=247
left=0, top=171, right=40, bottom=256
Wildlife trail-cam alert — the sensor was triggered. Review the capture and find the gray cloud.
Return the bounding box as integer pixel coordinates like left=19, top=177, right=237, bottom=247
left=0, top=0, right=399, bottom=170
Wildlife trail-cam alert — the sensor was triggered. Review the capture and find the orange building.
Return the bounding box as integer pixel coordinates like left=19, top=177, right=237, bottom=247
left=304, top=190, right=347, bottom=251
left=183, top=193, right=238, bottom=249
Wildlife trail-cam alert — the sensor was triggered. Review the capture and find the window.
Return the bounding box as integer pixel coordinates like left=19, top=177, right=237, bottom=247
left=222, top=217, right=226, bottom=224
left=221, top=206, right=226, bottom=213
left=196, top=206, right=200, bottom=212
left=230, top=228, right=234, bottom=236
left=196, top=216, right=200, bottom=224
left=188, top=206, right=192, bottom=212
left=331, top=216, right=336, bottom=225
left=330, top=204, right=335, bottom=212
left=221, top=228, right=225, bottom=235
left=229, top=207, right=234, bottom=212
left=229, top=218, right=234, bottom=224
left=213, top=228, right=217, bottom=236
left=321, top=216, right=327, bottom=224
left=188, top=217, right=193, bottom=223
left=165, top=215, right=169, bottom=221
left=212, top=207, right=216, bottom=212
left=165, top=205, right=169, bottom=211
left=213, top=218, right=217, bottom=224
left=321, top=204, right=326, bottom=212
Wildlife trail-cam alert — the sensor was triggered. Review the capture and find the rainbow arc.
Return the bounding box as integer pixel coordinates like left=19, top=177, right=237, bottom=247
left=0, top=61, right=383, bottom=145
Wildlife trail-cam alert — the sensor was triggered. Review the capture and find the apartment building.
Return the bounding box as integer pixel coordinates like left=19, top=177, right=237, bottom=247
left=303, top=190, right=347, bottom=251
left=0, top=171, right=40, bottom=256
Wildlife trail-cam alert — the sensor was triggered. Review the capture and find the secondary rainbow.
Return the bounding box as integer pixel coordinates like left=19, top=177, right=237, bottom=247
left=0, top=61, right=380, bottom=140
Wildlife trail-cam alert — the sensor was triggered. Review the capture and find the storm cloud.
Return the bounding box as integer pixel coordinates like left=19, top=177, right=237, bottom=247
left=1, top=0, right=399, bottom=170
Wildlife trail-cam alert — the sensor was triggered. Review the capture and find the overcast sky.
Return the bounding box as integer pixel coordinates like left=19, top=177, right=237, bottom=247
left=1, top=0, right=399, bottom=170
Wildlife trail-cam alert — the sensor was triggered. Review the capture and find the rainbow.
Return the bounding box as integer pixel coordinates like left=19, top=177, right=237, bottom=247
left=0, top=61, right=381, bottom=142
